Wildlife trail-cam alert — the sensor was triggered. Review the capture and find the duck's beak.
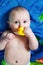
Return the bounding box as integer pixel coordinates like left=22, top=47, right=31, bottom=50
left=17, top=27, right=25, bottom=36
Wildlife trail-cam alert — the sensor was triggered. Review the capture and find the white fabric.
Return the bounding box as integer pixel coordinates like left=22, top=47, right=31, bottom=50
left=27, top=61, right=30, bottom=65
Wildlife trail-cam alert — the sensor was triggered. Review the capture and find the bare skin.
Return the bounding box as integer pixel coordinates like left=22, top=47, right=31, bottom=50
left=0, top=7, right=38, bottom=65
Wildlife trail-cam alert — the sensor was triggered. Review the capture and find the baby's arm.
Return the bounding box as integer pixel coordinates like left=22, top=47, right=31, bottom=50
left=0, top=38, right=8, bottom=50
left=24, top=28, right=38, bottom=50
left=0, top=31, right=15, bottom=50
left=0, top=31, right=9, bottom=50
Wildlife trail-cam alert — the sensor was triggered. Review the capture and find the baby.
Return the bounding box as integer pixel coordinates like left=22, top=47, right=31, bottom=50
left=0, top=7, right=38, bottom=65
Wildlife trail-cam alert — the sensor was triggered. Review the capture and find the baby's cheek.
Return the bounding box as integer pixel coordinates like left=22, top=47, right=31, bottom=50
left=13, top=24, right=19, bottom=29
left=25, top=23, right=30, bottom=28
left=28, top=21, right=30, bottom=25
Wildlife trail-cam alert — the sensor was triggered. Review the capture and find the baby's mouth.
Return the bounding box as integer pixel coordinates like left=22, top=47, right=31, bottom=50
left=14, top=27, right=25, bottom=36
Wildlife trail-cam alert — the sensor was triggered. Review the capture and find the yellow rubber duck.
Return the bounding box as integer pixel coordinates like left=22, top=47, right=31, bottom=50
left=17, top=27, right=25, bottom=36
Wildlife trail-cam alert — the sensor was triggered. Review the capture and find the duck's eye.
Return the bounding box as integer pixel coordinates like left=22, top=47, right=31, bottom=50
left=23, top=21, right=27, bottom=23
left=15, top=21, right=18, bottom=24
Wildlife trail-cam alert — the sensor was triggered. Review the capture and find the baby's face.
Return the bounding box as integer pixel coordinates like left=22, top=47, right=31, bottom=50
left=9, top=9, right=30, bottom=32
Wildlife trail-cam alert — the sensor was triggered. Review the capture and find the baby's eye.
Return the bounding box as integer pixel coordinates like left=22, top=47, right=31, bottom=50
left=14, top=21, right=18, bottom=24
left=23, top=21, right=27, bottom=23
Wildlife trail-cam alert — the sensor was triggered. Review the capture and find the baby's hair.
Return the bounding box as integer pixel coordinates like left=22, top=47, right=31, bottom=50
left=9, top=6, right=28, bottom=14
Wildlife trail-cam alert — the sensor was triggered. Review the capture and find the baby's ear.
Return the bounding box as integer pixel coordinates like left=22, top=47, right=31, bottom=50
left=7, top=21, right=9, bottom=24
left=7, top=21, right=11, bottom=29
left=7, top=21, right=11, bottom=26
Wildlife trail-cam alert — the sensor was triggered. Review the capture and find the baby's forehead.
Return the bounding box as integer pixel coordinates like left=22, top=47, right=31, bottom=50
left=9, top=7, right=30, bottom=21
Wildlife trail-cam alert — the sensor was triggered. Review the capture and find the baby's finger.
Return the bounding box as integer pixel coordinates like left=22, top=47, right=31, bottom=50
left=7, top=33, right=15, bottom=39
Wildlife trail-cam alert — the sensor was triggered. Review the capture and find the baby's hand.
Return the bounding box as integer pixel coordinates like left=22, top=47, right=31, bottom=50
left=1, top=31, right=15, bottom=41
left=6, top=33, right=15, bottom=40
left=24, top=27, right=32, bottom=37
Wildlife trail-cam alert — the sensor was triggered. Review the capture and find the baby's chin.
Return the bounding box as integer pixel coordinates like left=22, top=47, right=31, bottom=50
left=12, top=29, right=18, bottom=34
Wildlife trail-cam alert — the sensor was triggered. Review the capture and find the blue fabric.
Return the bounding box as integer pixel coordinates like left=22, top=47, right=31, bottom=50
left=31, top=45, right=43, bottom=61
left=0, top=0, right=43, bottom=62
